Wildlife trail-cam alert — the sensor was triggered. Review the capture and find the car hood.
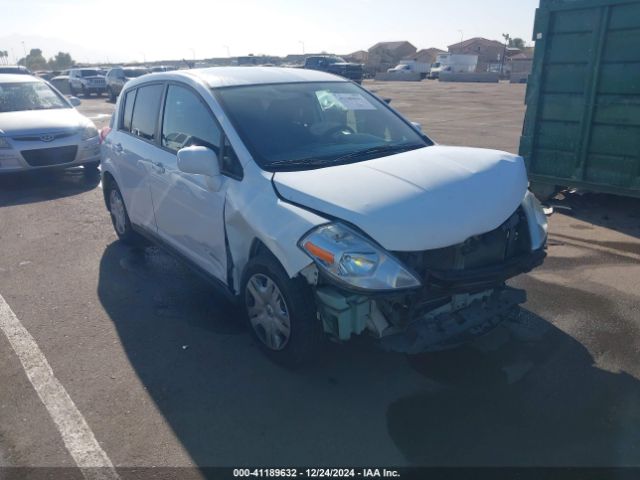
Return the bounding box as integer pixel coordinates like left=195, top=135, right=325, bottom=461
left=0, top=108, right=87, bottom=136
left=272, top=146, right=529, bottom=251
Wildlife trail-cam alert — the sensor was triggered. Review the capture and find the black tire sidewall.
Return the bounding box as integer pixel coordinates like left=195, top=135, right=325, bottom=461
left=106, top=183, right=140, bottom=246
left=241, top=254, right=324, bottom=366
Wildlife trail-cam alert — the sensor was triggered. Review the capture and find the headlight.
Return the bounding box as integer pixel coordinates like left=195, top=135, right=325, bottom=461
left=0, top=137, right=11, bottom=149
left=522, top=191, right=548, bottom=250
left=299, top=223, right=422, bottom=291
left=81, top=125, right=98, bottom=140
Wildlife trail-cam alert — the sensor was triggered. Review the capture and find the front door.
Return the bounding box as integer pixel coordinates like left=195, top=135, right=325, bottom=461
left=148, top=84, right=228, bottom=281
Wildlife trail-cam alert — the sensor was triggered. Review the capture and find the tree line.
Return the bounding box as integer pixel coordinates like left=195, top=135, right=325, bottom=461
left=0, top=48, right=76, bottom=71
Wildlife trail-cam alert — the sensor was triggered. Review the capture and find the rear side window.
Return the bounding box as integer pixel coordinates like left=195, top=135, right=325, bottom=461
left=130, top=84, right=164, bottom=141
left=161, top=85, right=221, bottom=153
left=121, top=89, right=136, bottom=132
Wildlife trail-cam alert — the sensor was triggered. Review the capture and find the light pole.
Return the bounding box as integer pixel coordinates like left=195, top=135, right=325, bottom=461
left=298, top=40, right=305, bottom=55
left=223, top=45, right=230, bottom=57
left=500, top=33, right=510, bottom=76
left=21, top=41, right=27, bottom=68
left=189, top=48, right=195, bottom=62
left=139, top=52, right=146, bottom=64
left=457, top=30, right=464, bottom=43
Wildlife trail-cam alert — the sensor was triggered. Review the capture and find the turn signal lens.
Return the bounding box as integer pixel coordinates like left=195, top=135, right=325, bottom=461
left=303, top=241, right=335, bottom=265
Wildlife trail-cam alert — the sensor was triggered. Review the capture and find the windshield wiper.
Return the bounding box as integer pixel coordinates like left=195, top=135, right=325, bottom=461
left=268, top=157, right=333, bottom=169
left=268, top=144, right=426, bottom=170
left=331, top=144, right=424, bottom=163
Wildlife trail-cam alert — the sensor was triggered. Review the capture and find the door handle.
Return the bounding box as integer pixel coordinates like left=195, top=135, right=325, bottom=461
left=113, top=143, right=123, bottom=153
left=152, top=161, right=165, bottom=174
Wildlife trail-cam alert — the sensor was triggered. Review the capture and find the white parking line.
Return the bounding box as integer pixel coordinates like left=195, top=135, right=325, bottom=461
left=0, top=293, right=119, bottom=480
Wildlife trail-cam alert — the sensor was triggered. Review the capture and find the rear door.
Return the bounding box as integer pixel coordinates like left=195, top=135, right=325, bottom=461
left=114, top=84, right=165, bottom=233
left=148, top=83, right=229, bottom=281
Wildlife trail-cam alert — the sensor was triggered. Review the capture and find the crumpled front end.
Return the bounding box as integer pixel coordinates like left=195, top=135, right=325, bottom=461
left=311, top=202, right=546, bottom=354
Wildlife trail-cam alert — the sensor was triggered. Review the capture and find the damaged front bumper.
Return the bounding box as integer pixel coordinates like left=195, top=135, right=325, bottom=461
left=379, top=287, right=526, bottom=354
left=314, top=247, right=545, bottom=354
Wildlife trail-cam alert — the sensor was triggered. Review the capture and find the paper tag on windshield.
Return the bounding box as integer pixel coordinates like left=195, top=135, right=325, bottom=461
left=334, top=93, right=376, bottom=110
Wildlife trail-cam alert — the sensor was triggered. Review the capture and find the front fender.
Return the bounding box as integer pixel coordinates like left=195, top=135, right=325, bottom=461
left=224, top=168, right=328, bottom=293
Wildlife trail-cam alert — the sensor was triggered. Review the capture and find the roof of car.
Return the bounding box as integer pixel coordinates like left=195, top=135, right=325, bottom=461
left=0, top=74, right=42, bottom=83
left=173, top=67, right=345, bottom=88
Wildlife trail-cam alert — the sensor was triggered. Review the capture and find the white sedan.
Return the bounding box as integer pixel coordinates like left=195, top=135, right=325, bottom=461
left=0, top=74, right=100, bottom=174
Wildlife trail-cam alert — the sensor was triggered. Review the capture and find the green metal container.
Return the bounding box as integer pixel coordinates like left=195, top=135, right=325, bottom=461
left=520, top=0, right=640, bottom=199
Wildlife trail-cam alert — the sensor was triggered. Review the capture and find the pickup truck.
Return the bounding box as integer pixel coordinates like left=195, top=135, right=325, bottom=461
left=303, top=56, right=364, bottom=84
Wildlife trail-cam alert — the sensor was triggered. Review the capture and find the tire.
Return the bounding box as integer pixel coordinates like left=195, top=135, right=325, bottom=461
left=108, top=87, right=116, bottom=102
left=105, top=182, right=145, bottom=246
left=69, top=85, right=77, bottom=96
left=81, top=85, right=89, bottom=97
left=241, top=253, right=324, bottom=366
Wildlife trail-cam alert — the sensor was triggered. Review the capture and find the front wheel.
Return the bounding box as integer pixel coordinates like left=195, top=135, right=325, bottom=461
left=108, top=87, right=116, bottom=102
left=241, top=253, right=324, bottom=366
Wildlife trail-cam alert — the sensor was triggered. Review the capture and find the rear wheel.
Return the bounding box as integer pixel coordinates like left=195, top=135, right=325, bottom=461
left=108, top=87, right=116, bottom=102
left=241, top=253, right=324, bottom=366
left=106, top=182, right=145, bottom=246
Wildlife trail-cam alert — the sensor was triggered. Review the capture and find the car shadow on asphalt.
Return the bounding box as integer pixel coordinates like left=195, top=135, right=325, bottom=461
left=97, top=241, right=640, bottom=468
left=0, top=168, right=100, bottom=207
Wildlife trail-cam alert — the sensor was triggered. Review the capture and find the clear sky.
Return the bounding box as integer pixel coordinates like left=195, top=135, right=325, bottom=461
left=1, top=0, right=540, bottom=63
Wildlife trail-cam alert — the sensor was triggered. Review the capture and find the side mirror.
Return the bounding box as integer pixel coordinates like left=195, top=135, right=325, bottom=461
left=67, top=96, right=81, bottom=107
left=177, top=146, right=222, bottom=190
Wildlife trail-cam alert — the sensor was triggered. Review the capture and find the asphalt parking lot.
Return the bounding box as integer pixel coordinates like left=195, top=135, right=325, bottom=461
left=1, top=80, right=639, bottom=473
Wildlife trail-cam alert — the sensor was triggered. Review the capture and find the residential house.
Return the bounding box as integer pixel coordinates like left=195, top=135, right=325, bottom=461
left=366, top=41, right=417, bottom=73
left=448, top=37, right=506, bottom=72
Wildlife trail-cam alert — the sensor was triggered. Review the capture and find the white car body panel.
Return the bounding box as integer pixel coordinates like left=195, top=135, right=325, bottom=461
left=273, top=146, right=529, bottom=251
left=104, top=129, right=157, bottom=232
left=149, top=146, right=228, bottom=281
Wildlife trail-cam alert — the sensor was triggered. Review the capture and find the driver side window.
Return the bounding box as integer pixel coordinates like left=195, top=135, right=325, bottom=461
left=161, top=85, right=221, bottom=154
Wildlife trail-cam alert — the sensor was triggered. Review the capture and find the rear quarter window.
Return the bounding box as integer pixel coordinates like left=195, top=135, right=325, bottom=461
left=120, top=89, right=137, bottom=132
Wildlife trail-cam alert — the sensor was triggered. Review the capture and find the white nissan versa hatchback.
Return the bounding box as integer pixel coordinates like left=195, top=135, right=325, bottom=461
left=100, top=67, right=548, bottom=365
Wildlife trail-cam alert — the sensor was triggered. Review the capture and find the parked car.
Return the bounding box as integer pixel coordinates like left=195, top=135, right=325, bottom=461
left=0, top=75, right=100, bottom=173
left=100, top=67, right=548, bottom=365
left=0, top=66, right=31, bottom=75
left=150, top=65, right=176, bottom=73
left=50, top=72, right=71, bottom=95
left=105, top=67, right=150, bottom=101
left=303, top=55, right=364, bottom=84
left=34, top=70, right=57, bottom=81
left=69, top=68, right=107, bottom=97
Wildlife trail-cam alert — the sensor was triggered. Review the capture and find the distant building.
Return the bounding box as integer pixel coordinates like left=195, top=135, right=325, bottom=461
left=405, top=48, right=446, bottom=66
left=366, top=41, right=417, bottom=73
left=447, top=37, right=506, bottom=72
left=509, top=50, right=535, bottom=83
left=343, top=50, right=369, bottom=63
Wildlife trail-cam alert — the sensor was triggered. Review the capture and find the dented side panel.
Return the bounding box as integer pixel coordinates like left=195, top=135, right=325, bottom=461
left=224, top=162, right=328, bottom=292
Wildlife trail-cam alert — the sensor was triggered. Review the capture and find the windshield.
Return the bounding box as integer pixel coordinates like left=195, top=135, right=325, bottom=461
left=215, top=82, right=431, bottom=171
left=0, top=82, right=69, bottom=112
left=124, top=69, right=148, bottom=78
left=80, top=70, right=100, bottom=77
